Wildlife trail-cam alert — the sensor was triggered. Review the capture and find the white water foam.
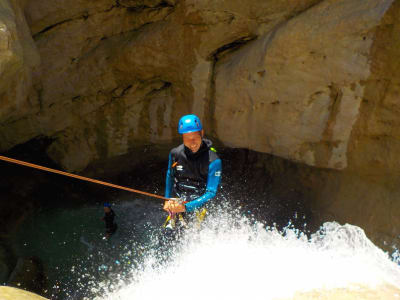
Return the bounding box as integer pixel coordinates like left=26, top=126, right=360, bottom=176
left=93, top=208, right=400, bottom=300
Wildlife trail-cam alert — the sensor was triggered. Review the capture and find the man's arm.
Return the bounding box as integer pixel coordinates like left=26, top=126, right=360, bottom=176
left=164, top=152, right=187, bottom=214
left=185, top=159, right=222, bottom=212
left=165, top=153, right=173, bottom=198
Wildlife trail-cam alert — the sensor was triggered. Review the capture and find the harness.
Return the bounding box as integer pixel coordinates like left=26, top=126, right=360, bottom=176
left=163, top=139, right=219, bottom=230
left=163, top=207, right=208, bottom=230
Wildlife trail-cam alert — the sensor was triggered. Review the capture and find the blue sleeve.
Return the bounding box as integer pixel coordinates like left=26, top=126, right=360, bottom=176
left=185, top=159, right=222, bottom=212
left=165, top=153, right=173, bottom=198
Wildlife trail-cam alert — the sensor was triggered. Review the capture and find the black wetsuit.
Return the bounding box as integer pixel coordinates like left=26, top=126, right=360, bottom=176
left=165, top=139, right=222, bottom=212
left=104, top=209, right=117, bottom=234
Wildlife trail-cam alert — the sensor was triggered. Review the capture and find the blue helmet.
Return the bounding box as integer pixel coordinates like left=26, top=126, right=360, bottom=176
left=104, top=202, right=111, bottom=208
left=178, top=114, right=203, bottom=134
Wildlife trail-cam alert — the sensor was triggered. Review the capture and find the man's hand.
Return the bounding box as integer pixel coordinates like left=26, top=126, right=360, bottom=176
left=163, top=198, right=186, bottom=213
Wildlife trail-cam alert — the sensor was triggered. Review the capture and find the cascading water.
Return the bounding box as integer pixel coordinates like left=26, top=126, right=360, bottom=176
left=92, top=204, right=400, bottom=300
left=14, top=200, right=400, bottom=300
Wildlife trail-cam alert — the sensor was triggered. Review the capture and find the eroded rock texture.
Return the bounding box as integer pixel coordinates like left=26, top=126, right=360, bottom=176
left=0, top=0, right=400, bottom=246
left=215, top=0, right=395, bottom=170
left=0, top=0, right=324, bottom=171
left=0, top=0, right=39, bottom=125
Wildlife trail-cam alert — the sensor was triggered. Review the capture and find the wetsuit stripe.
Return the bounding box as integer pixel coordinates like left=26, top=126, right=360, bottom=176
left=165, top=153, right=173, bottom=198
left=185, top=158, right=222, bottom=212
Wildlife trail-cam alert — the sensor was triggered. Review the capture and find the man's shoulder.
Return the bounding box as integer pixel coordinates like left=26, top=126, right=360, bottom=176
left=201, top=138, right=220, bottom=163
left=206, top=143, right=220, bottom=163
left=208, top=148, right=220, bottom=163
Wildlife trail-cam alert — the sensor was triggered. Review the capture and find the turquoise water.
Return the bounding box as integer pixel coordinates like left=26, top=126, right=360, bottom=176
left=14, top=199, right=165, bottom=299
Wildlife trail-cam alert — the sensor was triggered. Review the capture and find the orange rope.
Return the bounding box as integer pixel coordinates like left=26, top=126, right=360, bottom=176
left=0, top=155, right=169, bottom=201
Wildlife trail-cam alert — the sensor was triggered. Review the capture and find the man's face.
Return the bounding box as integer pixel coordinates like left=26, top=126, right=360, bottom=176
left=104, top=207, right=111, bottom=213
left=182, top=130, right=203, bottom=153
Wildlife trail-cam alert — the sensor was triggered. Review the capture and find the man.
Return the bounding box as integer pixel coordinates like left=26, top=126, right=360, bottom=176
left=101, top=203, right=117, bottom=238
left=163, top=114, right=222, bottom=229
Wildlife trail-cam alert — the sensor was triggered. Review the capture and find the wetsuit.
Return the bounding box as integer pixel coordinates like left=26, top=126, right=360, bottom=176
left=104, top=209, right=117, bottom=235
left=165, top=139, right=222, bottom=213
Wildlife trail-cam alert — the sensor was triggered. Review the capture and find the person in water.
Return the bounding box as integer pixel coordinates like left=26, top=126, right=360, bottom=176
left=101, top=203, right=117, bottom=238
left=163, top=114, right=222, bottom=230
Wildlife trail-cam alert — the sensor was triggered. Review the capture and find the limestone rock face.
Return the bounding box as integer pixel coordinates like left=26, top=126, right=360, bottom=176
left=313, top=0, right=400, bottom=249
left=214, top=0, right=394, bottom=170
left=1, top=0, right=180, bottom=170
left=0, top=0, right=40, bottom=124
left=25, top=0, right=116, bottom=36
left=0, top=0, right=396, bottom=172
left=0, top=0, right=321, bottom=171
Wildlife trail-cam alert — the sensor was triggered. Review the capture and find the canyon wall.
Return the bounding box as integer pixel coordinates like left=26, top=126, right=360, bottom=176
left=0, top=0, right=400, bottom=246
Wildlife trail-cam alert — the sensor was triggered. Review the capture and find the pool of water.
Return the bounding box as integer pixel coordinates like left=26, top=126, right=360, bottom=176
left=13, top=199, right=400, bottom=300
left=13, top=198, right=165, bottom=299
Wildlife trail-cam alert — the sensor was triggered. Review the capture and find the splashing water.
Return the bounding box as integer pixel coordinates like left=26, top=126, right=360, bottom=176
left=89, top=207, right=400, bottom=300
